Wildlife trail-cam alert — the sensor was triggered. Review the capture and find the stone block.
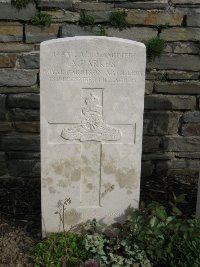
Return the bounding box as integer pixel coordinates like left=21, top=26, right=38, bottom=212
left=8, top=93, right=39, bottom=109
left=0, top=22, right=23, bottom=42
left=171, top=0, right=200, bottom=4
left=17, top=53, right=39, bottom=69
left=143, top=111, right=180, bottom=135
left=145, top=81, right=154, bottom=95
left=9, top=108, right=40, bottom=121
left=0, top=43, right=34, bottom=53
left=0, top=2, right=36, bottom=20
left=25, top=24, right=60, bottom=44
left=0, top=69, right=37, bottom=87
left=142, top=136, right=162, bottom=152
left=0, top=94, right=6, bottom=120
left=198, top=96, right=200, bottom=109
left=13, top=122, right=40, bottom=133
left=156, top=159, right=199, bottom=176
left=144, top=95, right=196, bottom=110
left=0, top=134, right=40, bottom=151
left=160, top=28, right=200, bottom=41
left=0, top=54, right=16, bottom=68
left=39, top=0, right=72, bottom=9
left=183, top=111, right=200, bottom=123
left=141, top=161, right=154, bottom=177
left=147, top=54, right=200, bottom=71
left=106, top=27, right=157, bottom=42
left=0, top=86, right=39, bottom=94
left=126, top=10, right=183, bottom=26
left=187, top=11, right=200, bottom=26
left=0, top=122, right=12, bottom=132
left=146, top=70, right=200, bottom=80
left=0, top=152, right=7, bottom=176
left=86, top=11, right=111, bottom=23
left=182, top=123, right=200, bottom=136
left=142, top=152, right=174, bottom=160
left=74, top=2, right=114, bottom=10
left=61, top=24, right=99, bottom=37
left=163, top=136, right=200, bottom=152
left=155, top=81, right=200, bottom=94
left=7, top=152, right=40, bottom=159
left=8, top=159, right=40, bottom=177
left=175, top=152, right=200, bottom=158
left=115, top=0, right=168, bottom=9
left=43, top=10, right=80, bottom=23
left=165, top=42, right=200, bottom=54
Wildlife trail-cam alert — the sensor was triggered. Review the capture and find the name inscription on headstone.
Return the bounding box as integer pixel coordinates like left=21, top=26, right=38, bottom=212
left=41, top=37, right=146, bottom=234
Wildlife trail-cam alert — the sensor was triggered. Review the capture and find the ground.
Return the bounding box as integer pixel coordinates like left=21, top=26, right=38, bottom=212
left=0, top=175, right=198, bottom=267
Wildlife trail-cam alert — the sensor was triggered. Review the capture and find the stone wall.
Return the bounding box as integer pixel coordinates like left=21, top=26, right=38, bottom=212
left=0, top=0, right=200, bottom=228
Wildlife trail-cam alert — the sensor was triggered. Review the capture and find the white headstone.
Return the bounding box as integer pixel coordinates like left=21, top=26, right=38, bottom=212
left=41, top=36, right=146, bottom=234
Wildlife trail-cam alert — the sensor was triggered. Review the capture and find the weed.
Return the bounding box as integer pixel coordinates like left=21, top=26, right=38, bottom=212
left=98, top=25, right=107, bottom=36
left=153, top=23, right=170, bottom=35
left=146, top=37, right=166, bottom=60
left=109, top=10, right=127, bottom=30
left=32, top=232, right=87, bottom=267
left=31, top=12, right=51, bottom=26
left=79, top=11, right=95, bottom=26
left=12, top=0, right=31, bottom=9
left=55, top=198, right=72, bottom=232
left=32, top=196, right=200, bottom=267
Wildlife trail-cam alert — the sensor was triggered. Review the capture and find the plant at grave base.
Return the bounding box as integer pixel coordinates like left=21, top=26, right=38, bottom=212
left=32, top=195, right=200, bottom=267
left=120, top=195, right=200, bottom=267
left=83, top=219, right=151, bottom=267
left=146, top=36, right=166, bottom=61
left=31, top=12, right=52, bottom=26
left=98, top=25, right=107, bottom=36
left=79, top=11, right=95, bottom=26
left=32, top=232, right=88, bottom=267
left=55, top=197, right=72, bottom=232
left=109, top=10, right=127, bottom=30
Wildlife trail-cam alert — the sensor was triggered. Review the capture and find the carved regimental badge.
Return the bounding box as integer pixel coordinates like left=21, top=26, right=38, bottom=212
left=61, top=93, right=121, bottom=142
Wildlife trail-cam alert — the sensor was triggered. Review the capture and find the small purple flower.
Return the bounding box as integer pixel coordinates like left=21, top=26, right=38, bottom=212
left=84, top=259, right=98, bottom=267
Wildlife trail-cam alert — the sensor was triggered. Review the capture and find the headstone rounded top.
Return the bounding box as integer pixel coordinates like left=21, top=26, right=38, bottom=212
left=41, top=36, right=146, bottom=49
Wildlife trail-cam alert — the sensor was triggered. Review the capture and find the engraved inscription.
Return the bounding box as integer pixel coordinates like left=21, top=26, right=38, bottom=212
left=61, top=93, right=121, bottom=142
left=42, top=49, right=145, bottom=84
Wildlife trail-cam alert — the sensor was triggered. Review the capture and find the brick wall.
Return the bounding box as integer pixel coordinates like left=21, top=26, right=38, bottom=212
left=0, top=0, right=200, bottom=228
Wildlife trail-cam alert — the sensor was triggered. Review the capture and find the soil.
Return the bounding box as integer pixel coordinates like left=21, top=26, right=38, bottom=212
left=0, top=175, right=198, bottom=267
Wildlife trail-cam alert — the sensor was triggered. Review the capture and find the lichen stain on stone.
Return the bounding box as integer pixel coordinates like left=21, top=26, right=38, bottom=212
left=51, top=158, right=81, bottom=183
left=42, top=176, right=53, bottom=188
left=81, top=155, right=97, bottom=177
left=87, top=183, right=94, bottom=190
left=101, top=182, right=115, bottom=198
left=57, top=179, right=69, bottom=188
left=102, top=154, right=137, bottom=192
left=49, top=186, right=56, bottom=194
left=64, top=209, right=82, bottom=225
left=71, top=169, right=81, bottom=181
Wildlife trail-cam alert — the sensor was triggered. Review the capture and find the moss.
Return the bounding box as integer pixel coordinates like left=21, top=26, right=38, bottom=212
left=146, top=37, right=166, bottom=61
left=98, top=26, right=107, bottom=36
left=31, top=12, right=51, bottom=26
left=79, top=11, right=95, bottom=26
left=12, top=0, right=32, bottom=9
left=109, top=10, right=127, bottom=30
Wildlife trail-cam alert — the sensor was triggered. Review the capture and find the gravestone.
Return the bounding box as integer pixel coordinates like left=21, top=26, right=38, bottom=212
left=41, top=36, right=146, bottom=234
